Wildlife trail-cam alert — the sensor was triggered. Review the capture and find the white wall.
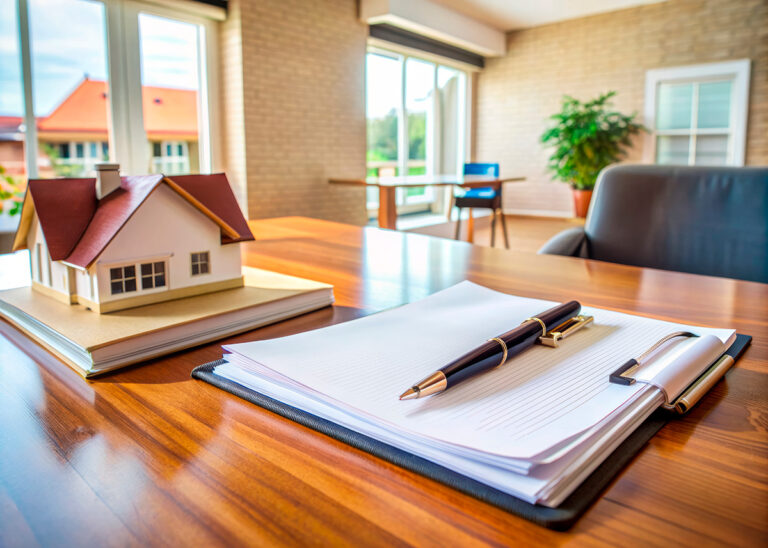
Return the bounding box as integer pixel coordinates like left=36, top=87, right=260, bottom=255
left=28, top=218, right=70, bottom=294
left=75, top=268, right=94, bottom=303
left=95, top=184, right=242, bottom=303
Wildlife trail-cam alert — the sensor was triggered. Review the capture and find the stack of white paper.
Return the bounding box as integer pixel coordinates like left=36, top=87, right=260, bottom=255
left=215, top=282, right=735, bottom=507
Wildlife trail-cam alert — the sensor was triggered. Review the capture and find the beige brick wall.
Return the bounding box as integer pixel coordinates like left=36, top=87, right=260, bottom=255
left=476, top=0, right=768, bottom=216
left=219, top=0, right=368, bottom=224
left=218, top=0, right=248, bottom=210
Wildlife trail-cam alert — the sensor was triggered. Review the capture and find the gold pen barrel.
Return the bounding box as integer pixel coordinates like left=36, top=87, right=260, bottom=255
left=674, top=355, right=735, bottom=414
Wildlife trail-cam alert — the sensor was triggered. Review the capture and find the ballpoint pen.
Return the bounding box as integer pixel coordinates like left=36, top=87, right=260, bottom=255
left=399, top=300, right=581, bottom=400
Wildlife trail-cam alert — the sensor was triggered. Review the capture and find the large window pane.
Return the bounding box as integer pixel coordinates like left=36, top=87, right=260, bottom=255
left=404, top=58, right=434, bottom=202
left=695, top=135, right=729, bottom=165
left=697, top=81, right=732, bottom=129
left=656, top=83, right=693, bottom=130
left=138, top=13, right=201, bottom=175
left=0, top=0, right=25, bottom=181
left=405, top=58, right=434, bottom=174
left=366, top=52, right=401, bottom=176
left=30, top=0, right=111, bottom=178
left=656, top=135, right=689, bottom=165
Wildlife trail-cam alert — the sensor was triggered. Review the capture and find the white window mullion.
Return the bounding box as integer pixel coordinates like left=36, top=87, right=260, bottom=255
left=397, top=55, right=408, bottom=205
left=17, top=0, right=38, bottom=179
left=196, top=21, right=214, bottom=173
left=104, top=0, right=148, bottom=174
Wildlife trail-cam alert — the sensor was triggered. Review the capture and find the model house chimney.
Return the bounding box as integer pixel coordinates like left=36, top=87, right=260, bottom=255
left=95, top=163, right=121, bottom=199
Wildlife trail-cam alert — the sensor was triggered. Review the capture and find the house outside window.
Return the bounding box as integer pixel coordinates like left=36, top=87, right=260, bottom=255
left=366, top=47, right=470, bottom=217
left=151, top=140, right=190, bottom=175
left=190, top=252, right=210, bottom=275
left=644, top=60, right=750, bottom=167
left=5, top=0, right=220, bottom=180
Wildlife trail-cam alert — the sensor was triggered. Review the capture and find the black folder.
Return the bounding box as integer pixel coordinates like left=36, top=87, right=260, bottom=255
left=192, top=333, right=750, bottom=530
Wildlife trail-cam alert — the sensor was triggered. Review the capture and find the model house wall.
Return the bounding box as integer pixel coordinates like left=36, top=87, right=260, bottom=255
left=93, top=184, right=242, bottom=306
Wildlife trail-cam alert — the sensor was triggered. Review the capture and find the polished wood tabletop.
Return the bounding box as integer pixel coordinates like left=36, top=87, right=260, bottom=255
left=1, top=217, right=766, bottom=546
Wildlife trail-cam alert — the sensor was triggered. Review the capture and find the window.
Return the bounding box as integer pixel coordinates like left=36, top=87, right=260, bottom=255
left=365, top=47, right=469, bottom=217
left=644, top=60, right=750, bottom=166
left=8, top=0, right=221, bottom=179
left=140, top=261, right=166, bottom=289
left=110, top=265, right=137, bottom=295
left=151, top=140, right=190, bottom=174
left=190, top=252, right=209, bottom=275
left=29, top=0, right=112, bottom=178
left=139, top=12, right=203, bottom=175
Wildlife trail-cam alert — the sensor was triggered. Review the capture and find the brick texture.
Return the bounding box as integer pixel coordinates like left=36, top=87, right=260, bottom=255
left=220, top=0, right=368, bottom=224
left=476, top=0, right=768, bottom=215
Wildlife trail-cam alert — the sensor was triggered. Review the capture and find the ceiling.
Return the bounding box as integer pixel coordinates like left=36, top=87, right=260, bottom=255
left=430, top=0, right=667, bottom=31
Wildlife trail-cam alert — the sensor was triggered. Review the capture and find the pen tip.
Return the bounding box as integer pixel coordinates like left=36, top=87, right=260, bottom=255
left=399, top=387, right=419, bottom=400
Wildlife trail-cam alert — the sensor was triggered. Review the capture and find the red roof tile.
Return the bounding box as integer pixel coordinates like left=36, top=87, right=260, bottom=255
left=168, top=174, right=254, bottom=244
left=37, top=79, right=198, bottom=139
left=28, top=178, right=97, bottom=260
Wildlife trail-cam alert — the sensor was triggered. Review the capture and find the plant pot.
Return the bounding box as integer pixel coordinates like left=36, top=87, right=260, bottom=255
left=572, top=189, right=593, bottom=218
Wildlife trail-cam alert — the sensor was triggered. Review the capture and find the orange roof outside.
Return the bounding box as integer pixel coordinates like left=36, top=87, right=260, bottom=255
left=37, top=79, right=198, bottom=140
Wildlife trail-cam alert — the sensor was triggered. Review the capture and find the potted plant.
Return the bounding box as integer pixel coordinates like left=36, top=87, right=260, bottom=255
left=541, top=91, right=644, bottom=217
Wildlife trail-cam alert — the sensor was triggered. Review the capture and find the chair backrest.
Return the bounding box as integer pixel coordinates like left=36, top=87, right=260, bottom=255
left=584, top=164, right=768, bottom=283
left=463, top=163, right=499, bottom=177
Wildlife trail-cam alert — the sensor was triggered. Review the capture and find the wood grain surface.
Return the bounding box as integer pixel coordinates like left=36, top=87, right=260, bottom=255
left=1, top=217, right=766, bottom=547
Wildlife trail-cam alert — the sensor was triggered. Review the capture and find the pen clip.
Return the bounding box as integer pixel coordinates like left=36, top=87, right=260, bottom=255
left=538, top=315, right=593, bottom=347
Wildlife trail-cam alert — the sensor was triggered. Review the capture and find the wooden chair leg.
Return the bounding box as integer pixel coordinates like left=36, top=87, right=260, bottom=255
left=454, top=207, right=462, bottom=240
left=499, top=210, right=510, bottom=249
left=467, top=209, right=475, bottom=243
left=490, top=210, right=497, bottom=247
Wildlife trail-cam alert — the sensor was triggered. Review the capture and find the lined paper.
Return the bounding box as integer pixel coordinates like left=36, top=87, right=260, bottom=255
left=222, top=282, right=734, bottom=461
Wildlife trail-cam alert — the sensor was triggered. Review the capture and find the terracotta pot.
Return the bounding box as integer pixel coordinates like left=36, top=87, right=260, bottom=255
left=572, top=189, right=593, bottom=218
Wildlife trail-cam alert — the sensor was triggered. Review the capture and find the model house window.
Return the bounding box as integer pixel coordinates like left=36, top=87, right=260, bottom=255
left=365, top=48, right=468, bottom=217
left=140, top=261, right=166, bottom=289
left=110, top=266, right=137, bottom=295
left=645, top=60, right=750, bottom=167
left=190, top=252, right=210, bottom=275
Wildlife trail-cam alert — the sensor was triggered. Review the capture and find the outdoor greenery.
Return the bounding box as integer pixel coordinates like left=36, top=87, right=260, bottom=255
left=0, top=165, right=23, bottom=216
left=541, top=91, right=645, bottom=190
left=366, top=109, right=427, bottom=164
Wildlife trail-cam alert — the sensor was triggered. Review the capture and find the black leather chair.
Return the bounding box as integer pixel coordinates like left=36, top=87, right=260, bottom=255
left=538, top=164, right=768, bottom=284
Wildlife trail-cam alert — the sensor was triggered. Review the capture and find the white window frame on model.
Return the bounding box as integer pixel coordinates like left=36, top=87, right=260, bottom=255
left=190, top=251, right=210, bottom=276
left=643, top=59, right=751, bottom=167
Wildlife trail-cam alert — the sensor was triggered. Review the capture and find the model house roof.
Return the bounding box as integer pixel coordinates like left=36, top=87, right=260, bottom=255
left=13, top=173, right=253, bottom=268
left=37, top=78, right=198, bottom=140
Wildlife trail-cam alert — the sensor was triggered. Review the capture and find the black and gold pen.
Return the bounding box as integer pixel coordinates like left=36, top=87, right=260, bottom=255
left=399, top=301, right=581, bottom=400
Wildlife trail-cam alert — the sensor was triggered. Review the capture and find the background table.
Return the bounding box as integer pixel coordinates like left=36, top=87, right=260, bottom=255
left=329, top=174, right=525, bottom=231
left=0, top=217, right=766, bottom=546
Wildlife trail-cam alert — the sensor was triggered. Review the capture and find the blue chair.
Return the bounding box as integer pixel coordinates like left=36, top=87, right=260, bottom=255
left=454, top=162, right=509, bottom=248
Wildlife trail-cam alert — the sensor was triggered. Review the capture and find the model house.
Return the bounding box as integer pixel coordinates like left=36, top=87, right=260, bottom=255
left=12, top=164, right=254, bottom=313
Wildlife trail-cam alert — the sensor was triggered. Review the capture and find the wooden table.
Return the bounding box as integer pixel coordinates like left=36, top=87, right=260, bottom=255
left=1, top=217, right=766, bottom=546
left=329, top=174, right=525, bottom=232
